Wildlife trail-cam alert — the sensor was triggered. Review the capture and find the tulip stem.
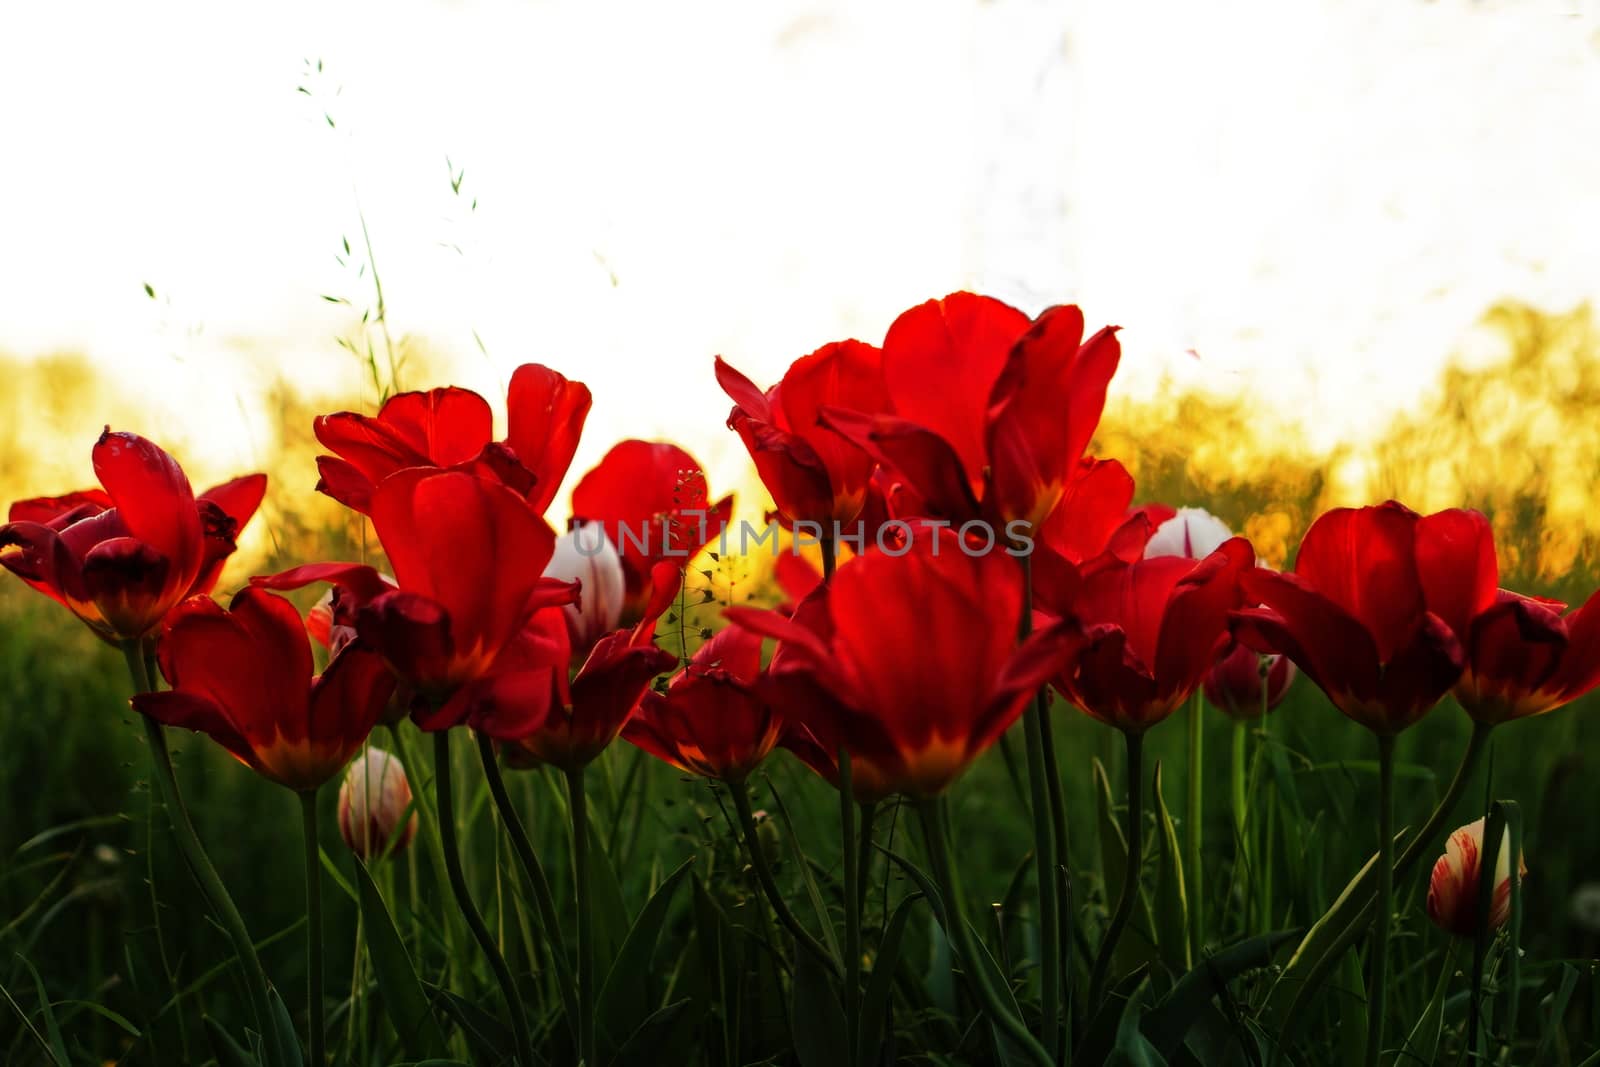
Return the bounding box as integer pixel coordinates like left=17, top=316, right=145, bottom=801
left=1017, top=552, right=1064, bottom=1057
left=1089, top=729, right=1144, bottom=1011
left=729, top=779, right=842, bottom=978
left=433, top=731, right=533, bottom=1067
left=840, top=748, right=862, bottom=1066
left=299, top=789, right=325, bottom=1065
left=1187, top=693, right=1204, bottom=961
left=121, top=643, right=284, bottom=1065
left=388, top=722, right=460, bottom=970
left=1365, top=733, right=1395, bottom=1067
left=476, top=733, right=580, bottom=1045
left=1278, top=719, right=1494, bottom=1046
left=566, top=766, right=597, bottom=1067
left=917, top=798, right=1055, bottom=1067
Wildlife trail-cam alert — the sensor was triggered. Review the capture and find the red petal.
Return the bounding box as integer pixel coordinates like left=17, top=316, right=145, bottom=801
left=1153, top=537, right=1254, bottom=699
left=1232, top=568, right=1382, bottom=711
left=505, top=364, right=592, bottom=514
left=881, top=293, right=1027, bottom=500
left=92, top=431, right=203, bottom=597
left=1038, top=457, right=1137, bottom=564
left=713, top=356, right=775, bottom=422
left=816, top=407, right=980, bottom=522
left=9, top=489, right=112, bottom=526
left=1293, top=501, right=1423, bottom=661
left=1415, top=508, right=1498, bottom=643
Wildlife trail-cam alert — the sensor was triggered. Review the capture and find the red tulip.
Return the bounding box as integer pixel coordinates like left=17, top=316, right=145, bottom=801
left=1202, top=642, right=1297, bottom=720
left=1414, top=508, right=1600, bottom=725
left=623, top=626, right=779, bottom=781
left=570, top=439, right=733, bottom=617
left=1232, top=502, right=1469, bottom=735
left=1035, top=458, right=1162, bottom=568
left=314, top=364, right=590, bottom=515
left=256, top=470, right=575, bottom=732
left=1, top=431, right=266, bottom=642
left=821, top=292, right=1119, bottom=532
left=133, top=588, right=394, bottom=791
left=715, top=340, right=886, bottom=527
left=1426, top=817, right=1525, bottom=938
left=499, top=562, right=682, bottom=770
left=1050, top=538, right=1255, bottom=732
left=728, top=535, right=1085, bottom=798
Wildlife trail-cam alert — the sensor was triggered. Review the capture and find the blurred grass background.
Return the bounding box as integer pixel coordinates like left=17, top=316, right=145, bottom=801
left=3, top=297, right=1600, bottom=1062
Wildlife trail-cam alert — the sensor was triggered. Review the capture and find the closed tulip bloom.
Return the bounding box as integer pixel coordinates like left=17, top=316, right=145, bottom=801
left=1051, top=538, right=1255, bottom=732
left=338, top=748, right=418, bottom=860
left=256, top=470, right=575, bottom=733
left=727, top=536, right=1085, bottom=799
left=1203, top=642, right=1296, bottom=719
left=1232, top=502, right=1468, bottom=735
left=570, top=440, right=733, bottom=618
left=715, top=340, right=887, bottom=526
left=1414, top=508, right=1600, bottom=725
left=820, top=292, right=1120, bottom=531
left=1426, top=818, right=1526, bottom=938
left=133, top=589, right=394, bottom=792
left=314, top=364, right=591, bottom=515
left=542, top=521, right=625, bottom=654
left=624, top=626, right=780, bottom=782
left=1143, top=507, right=1234, bottom=561
left=1, top=431, right=267, bottom=642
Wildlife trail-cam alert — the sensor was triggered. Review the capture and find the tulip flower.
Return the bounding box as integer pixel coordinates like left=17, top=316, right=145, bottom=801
left=1035, top=458, right=1157, bottom=569
left=624, top=626, right=779, bottom=782
left=820, top=292, right=1119, bottom=532
left=1427, top=818, right=1525, bottom=938
left=715, top=340, right=887, bottom=526
left=256, top=469, right=575, bottom=735
left=542, top=521, right=626, bottom=653
left=314, top=363, right=590, bottom=515
left=134, top=588, right=394, bottom=791
left=1231, top=502, right=1467, bottom=735
left=570, top=439, right=733, bottom=617
left=338, top=747, right=418, bottom=860
left=1203, top=642, right=1296, bottom=718
left=727, top=534, right=1084, bottom=799
left=1414, top=508, right=1600, bottom=725
left=1, top=430, right=267, bottom=643
left=500, top=561, right=682, bottom=771
left=1051, top=537, right=1255, bottom=733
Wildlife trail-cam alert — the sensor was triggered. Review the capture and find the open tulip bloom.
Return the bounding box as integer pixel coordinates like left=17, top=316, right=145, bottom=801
left=819, top=291, right=1120, bottom=532
left=313, top=362, right=591, bottom=515
left=0, top=430, right=266, bottom=643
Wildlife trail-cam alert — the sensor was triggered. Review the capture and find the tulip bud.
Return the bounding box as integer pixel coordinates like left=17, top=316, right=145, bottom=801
left=1426, top=818, right=1526, bottom=938
left=543, top=521, right=625, bottom=653
left=1203, top=643, right=1296, bottom=719
left=337, top=748, right=417, bottom=860
left=1144, top=507, right=1234, bottom=561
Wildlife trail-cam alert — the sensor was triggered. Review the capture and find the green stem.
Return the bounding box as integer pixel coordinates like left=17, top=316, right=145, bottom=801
left=841, top=749, right=862, bottom=1066
left=1281, top=719, right=1495, bottom=1036
left=1017, top=553, right=1063, bottom=1057
left=1231, top=719, right=1248, bottom=858
left=300, top=790, right=325, bottom=1066
left=433, top=731, right=532, bottom=1067
left=730, top=779, right=841, bottom=976
left=566, top=766, right=596, bottom=1067
left=1366, top=733, right=1396, bottom=1067
left=476, top=732, right=580, bottom=1043
left=820, top=533, right=837, bottom=582
left=1089, top=729, right=1144, bottom=1010
left=388, top=722, right=460, bottom=969
left=121, top=643, right=282, bottom=1063
left=855, top=801, right=877, bottom=916
left=918, top=799, right=1055, bottom=1067
left=1187, top=694, right=1204, bottom=960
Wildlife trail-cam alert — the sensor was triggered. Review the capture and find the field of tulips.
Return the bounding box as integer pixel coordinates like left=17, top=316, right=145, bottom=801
left=3, top=291, right=1599, bottom=1067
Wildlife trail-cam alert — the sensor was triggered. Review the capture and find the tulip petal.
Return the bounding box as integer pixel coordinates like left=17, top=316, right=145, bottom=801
left=1293, top=502, right=1422, bottom=662
left=816, top=407, right=981, bottom=522
left=1371, top=611, right=1463, bottom=733
left=1232, top=568, right=1383, bottom=708
left=505, top=364, right=592, bottom=514
left=92, top=431, right=203, bottom=597
left=1415, top=508, right=1498, bottom=642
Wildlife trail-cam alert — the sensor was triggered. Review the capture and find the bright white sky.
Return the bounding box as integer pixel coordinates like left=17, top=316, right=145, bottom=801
left=3, top=0, right=1598, bottom=514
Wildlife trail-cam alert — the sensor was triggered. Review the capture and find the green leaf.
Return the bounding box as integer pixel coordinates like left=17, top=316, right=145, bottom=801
left=597, top=857, right=693, bottom=1058
left=16, top=954, right=69, bottom=1066
left=1095, top=758, right=1159, bottom=975
left=1140, top=928, right=1301, bottom=1057
left=1109, top=979, right=1168, bottom=1066
left=1151, top=764, right=1191, bottom=974
left=791, top=943, right=849, bottom=1067
left=763, top=774, right=844, bottom=962
left=204, top=1015, right=261, bottom=1067
left=1334, top=947, right=1365, bottom=1067
left=1398, top=947, right=1455, bottom=1067
left=353, top=859, right=449, bottom=1059
left=1533, top=963, right=1580, bottom=1065
left=266, top=986, right=304, bottom=1067
left=609, top=999, right=694, bottom=1066
left=588, top=821, right=632, bottom=968
left=1077, top=965, right=1154, bottom=1066
left=857, top=893, right=921, bottom=1065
